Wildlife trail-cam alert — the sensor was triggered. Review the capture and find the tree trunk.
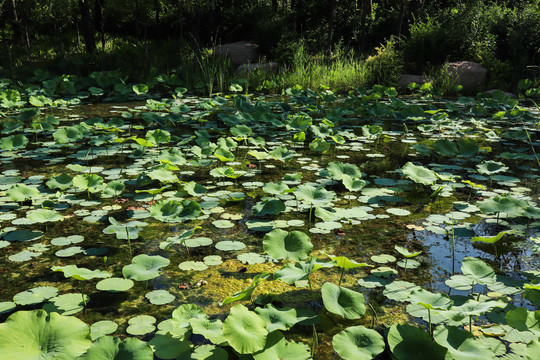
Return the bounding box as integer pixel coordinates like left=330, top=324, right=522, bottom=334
left=327, top=0, right=337, bottom=57
left=79, top=0, right=96, bottom=53
left=94, top=0, right=105, bottom=50
left=10, top=0, right=22, bottom=41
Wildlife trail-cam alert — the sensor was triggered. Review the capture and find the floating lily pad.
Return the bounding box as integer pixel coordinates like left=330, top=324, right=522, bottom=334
left=371, top=254, right=396, bottom=264
left=203, top=255, right=223, bottom=266
left=126, top=315, right=156, bottom=336
left=178, top=261, right=208, bottom=271
left=122, top=254, right=170, bottom=281
left=13, top=286, right=58, bottom=305
left=237, top=252, right=266, bottom=265
left=90, top=320, right=118, bottom=339
left=43, top=293, right=90, bottom=315
left=96, top=278, right=134, bottom=292
left=3, top=230, right=43, bottom=242
left=215, top=240, right=246, bottom=251
left=0, top=301, right=16, bottom=315
left=212, top=219, right=235, bottom=228
left=146, top=290, right=175, bottom=305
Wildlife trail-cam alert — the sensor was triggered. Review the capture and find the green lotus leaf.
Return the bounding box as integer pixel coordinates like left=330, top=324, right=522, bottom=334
left=183, top=181, right=207, bottom=196
left=42, top=293, right=90, bottom=315
left=132, top=83, right=149, bottom=95
left=9, top=249, right=41, bottom=262
left=342, top=174, right=368, bottom=192
left=73, top=174, right=104, bottom=192
left=408, top=289, right=453, bottom=310
left=215, top=240, right=245, bottom=251
left=395, top=246, right=422, bottom=258
left=433, top=139, right=459, bottom=156
left=371, top=254, right=396, bottom=264
left=323, top=162, right=362, bottom=180
left=146, top=129, right=170, bottom=144
left=401, top=162, right=437, bottom=186
left=126, top=315, right=156, bottom=336
left=357, top=276, right=390, bottom=288
left=51, top=235, right=84, bottom=246
left=190, top=344, right=228, bottom=360
left=0, top=134, right=28, bottom=150
left=263, top=229, right=313, bottom=261
left=52, top=265, right=112, bottom=281
left=294, top=184, right=336, bottom=206
left=96, top=278, right=134, bottom=292
left=178, top=261, right=208, bottom=271
left=237, top=252, right=266, bottom=265
left=0, top=309, right=91, bottom=359
left=2, top=230, right=43, bottom=242
left=214, top=147, right=235, bottom=162
left=253, top=199, right=286, bottom=217
left=526, top=339, right=540, bottom=360
left=223, top=304, right=268, bottom=354
left=148, top=332, right=192, bottom=359
left=171, top=304, right=207, bottom=329
left=506, top=307, right=540, bottom=332
left=55, top=246, right=84, bottom=257
left=149, top=200, right=202, bottom=222
left=477, top=194, right=527, bottom=217
left=0, top=301, right=16, bottom=315
left=26, top=209, right=64, bottom=223
left=147, top=167, right=179, bottom=183
left=309, top=138, right=331, bottom=152
left=13, top=286, right=58, bottom=305
left=445, top=275, right=475, bottom=290
left=230, top=124, right=253, bottom=138
left=122, top=254, right=170, bottom=281
left=361, top=124, right=383, bottom=139
left=7, top=184, right=40, bottom=202
left=269, top=145, right=297, bottom=162
left=476, top=161, right=508, bottom=175
left=524, top=284, right=540, bottom=308
left=383, top=281, right=421, bottom=302
left=189, top=318, right=226, bottom=345
left=324, top=253, right=371, bottom=270
left=461, top=257, right=496, bottom=285
left=90, top=320, right=118, bottom=339
left=371, top=266, right=398, bottom=278
left=209, top=166, right=243, bottom=179
left=332, top=325, right=385, bottom=360
left=252, top=330, right=311, bottom=360
left=79, top=336, right=153, bottom=360
left=255, top=304, right=298, bottom=332
left=433, top=326, right=494, bottom=360
left=103, top=217, right=147, bottom=240
left=387, top=324, right=447, bottom=360
left=321, top=282, right=366, bottom=319
left=46, top=174, right=73, bottom=191
left=471, top=231, right=507, bottom=244
left=184, top=237, right=212, bottom=248
left=263, top=182, right=290, bottom=195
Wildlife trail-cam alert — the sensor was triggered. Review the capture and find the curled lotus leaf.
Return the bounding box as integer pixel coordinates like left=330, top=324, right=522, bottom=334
left=401, top=162, right=437, bottom=186
left=122, top=254, right=170, bottom=281
left=0, top=309, right=92, bottom=359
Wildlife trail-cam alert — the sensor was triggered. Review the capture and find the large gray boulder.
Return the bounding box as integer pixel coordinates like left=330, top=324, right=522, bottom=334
left=213, top=41, right=259, bottom=66
left=446, top=61, right=487, bottom=92
left=236, top=62, right=278, bottom=74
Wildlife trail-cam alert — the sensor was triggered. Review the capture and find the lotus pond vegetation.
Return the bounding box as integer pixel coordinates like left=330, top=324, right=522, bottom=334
left=0, top=74, right=539, bottom=359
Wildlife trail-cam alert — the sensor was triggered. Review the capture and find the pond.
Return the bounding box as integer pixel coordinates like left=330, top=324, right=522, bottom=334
left=0, top=86, right=539, bottom=359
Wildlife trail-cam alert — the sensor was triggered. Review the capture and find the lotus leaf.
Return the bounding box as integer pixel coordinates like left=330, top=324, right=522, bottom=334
left=476, top=161, right=508, bottom=175
left=294, top=184, right=336, bottom=206
left=122, top=254, right=170, bottom=281
left=26, top=209, right=64, bottom=223
left=461, top=257, right=496, bottom=285
left=433, top=326, right=494, bottom=360
left=96, top=278, right=134, bottom=292
left=383, top=281, right=421, bottom=301
left=332, top=325, right=385, bottom=360
left=408, top=289, right=453, bottom=310
left=170, top=304, right=207, bottom=328
left=52, top=265, right=111, bottom=280
left=2, top=230, right=44, bottom=242
left=252, top=331, right=311, bottom=360
left=401, top=162, right=437, bottom=186
left=149, top=200, right=202, bottom=222
left=13, top=286, right=58, bottom=305
left=253, top=199, right=286, bottom=217
left=90, top=320, right=118, bottom=339
left=321, top=282, right=366, bottom=319
left=126, top=315, right=156, bottom=335
left=433, top=139, right=459, bottom=156
left=73, top=174, right=104, bottom=192
left=79, top=336, right=153, bottom=360
left=7, top=184, right=40, bottom=202
left=222, top=272, right=270, bottom=305
left=215, top=240, right=245, bottom=251
left=263, top=229, right=313, bottom=261
left=0, top=309, right=91, bottom=359
left=223, top=304, right=268, bottom=354
left=387, top=324, right=447, bottom=360
left=189, top=318, right=226, bottom=345
left=148, top=332, right=192, bottom=359
left=255, top=305, right=298, bottom=332
left=42, top=293, right=90, bottom=315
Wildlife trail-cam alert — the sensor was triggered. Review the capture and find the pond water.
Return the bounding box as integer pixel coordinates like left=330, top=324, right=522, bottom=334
left=0, top=88, right=539, bottom=359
